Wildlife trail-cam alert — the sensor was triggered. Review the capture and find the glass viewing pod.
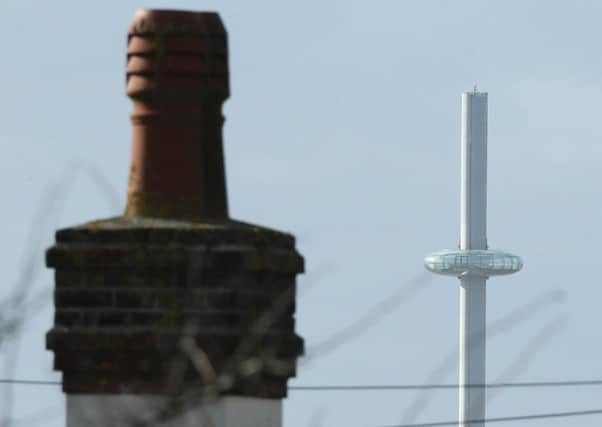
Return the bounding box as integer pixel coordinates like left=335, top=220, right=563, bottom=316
left=424, top=249, right=523, bottom=277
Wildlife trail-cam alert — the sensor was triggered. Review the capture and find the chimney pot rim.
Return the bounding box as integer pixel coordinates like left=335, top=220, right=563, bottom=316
left=129, top=9, right=225, bottom=36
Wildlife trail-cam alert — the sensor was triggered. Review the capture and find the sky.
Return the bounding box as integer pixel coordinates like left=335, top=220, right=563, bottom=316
left=1, top=0, right=602, bottom=426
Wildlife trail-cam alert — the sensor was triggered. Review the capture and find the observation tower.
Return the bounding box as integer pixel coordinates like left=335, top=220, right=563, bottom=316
left=424, top=91, right=522, bottom=427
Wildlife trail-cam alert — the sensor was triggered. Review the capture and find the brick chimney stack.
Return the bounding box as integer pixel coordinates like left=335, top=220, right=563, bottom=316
left=46, top=10, right=304, bottom=427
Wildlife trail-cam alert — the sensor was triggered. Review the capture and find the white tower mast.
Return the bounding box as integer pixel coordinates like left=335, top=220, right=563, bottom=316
left=424, top=91, right=522, bottom=427
left=459, top=90, right=488, bottom=426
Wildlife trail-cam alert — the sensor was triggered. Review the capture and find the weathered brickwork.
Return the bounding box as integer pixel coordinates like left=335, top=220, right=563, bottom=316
left=46, top=217, right=304, bottom=397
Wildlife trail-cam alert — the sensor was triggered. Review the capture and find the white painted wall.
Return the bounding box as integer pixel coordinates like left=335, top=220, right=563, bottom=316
left=66, top=395, right=282, bottom=427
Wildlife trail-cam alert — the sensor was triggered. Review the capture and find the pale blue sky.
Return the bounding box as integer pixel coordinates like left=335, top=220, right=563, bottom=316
left=2, top=1, right=602, bottom=426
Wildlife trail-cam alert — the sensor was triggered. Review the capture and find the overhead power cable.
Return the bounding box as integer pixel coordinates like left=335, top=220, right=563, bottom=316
left=0, top=379, right=60, bottom=386
left=290, top=379, right=602, bottom=391
left=379, top=407, right=602, bottom=427
left=288, top=380, right=602, bottom=391
left=3, top=378, right=602, bottom=390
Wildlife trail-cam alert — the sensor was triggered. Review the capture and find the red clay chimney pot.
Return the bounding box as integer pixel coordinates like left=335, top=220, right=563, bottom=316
left=125, top=9, right=229, bottom=220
